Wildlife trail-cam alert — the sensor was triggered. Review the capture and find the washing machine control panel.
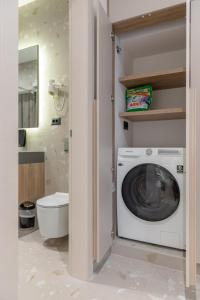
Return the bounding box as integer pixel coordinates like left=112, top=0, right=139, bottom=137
left=146, top=148, right=153, bottom=156
left=177, top=165, right=184, bottom=173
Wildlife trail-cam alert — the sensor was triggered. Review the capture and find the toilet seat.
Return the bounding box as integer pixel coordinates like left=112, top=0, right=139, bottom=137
left=37, top=192, right=69, bottom=208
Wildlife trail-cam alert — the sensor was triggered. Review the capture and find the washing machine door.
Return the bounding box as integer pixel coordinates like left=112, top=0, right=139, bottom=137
left=122, top=163, right=180, bottom=222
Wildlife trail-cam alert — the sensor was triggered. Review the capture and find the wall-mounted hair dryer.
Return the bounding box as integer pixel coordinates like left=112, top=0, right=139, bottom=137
left=48, top=80, right=60, bottom=96
left=48, top=80, right=67, bottom=113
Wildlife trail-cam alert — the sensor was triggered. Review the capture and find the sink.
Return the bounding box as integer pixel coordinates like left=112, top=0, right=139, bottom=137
left=19, top=152, right=45, bottom=164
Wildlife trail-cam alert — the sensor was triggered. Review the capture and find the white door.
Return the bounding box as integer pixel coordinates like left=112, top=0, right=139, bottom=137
left=186, top=0, right=199, bottom=287
left=96, top=1, right=113, bottom=263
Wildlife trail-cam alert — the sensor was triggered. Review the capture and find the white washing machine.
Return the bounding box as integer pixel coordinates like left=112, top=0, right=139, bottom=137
left=117, top=148, right=186, bottom=249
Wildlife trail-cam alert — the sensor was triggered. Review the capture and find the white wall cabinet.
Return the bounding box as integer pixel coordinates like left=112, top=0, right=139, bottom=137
left=92, top=0, right=198, bottom=288
left=70, top=0, right=199, bottom=288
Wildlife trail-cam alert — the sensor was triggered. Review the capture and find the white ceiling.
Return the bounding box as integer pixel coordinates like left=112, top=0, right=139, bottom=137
left=18, top=0, right=36, bottom=7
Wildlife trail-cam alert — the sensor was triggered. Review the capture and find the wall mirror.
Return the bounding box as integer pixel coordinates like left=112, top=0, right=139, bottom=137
left=18, top=45, right=39, bottom=128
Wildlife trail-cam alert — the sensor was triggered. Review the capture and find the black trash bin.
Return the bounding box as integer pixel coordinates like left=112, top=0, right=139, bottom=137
left=19, top=201, right=36, bottom=229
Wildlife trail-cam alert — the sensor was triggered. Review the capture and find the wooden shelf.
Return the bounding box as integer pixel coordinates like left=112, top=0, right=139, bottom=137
left=119, top=67, right=186, bottom=90
left=119, top=108, right=186, bottom=122
left=112, top=3, right=186, bottom=34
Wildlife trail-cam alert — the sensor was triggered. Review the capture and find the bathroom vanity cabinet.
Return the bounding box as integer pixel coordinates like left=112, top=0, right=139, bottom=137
left=18, top=152, right=45, bottom=204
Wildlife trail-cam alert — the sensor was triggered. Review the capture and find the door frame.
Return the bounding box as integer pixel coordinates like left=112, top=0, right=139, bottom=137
left=0, top=0, right=18, bottom=298
left=186, top=0, right=199, bottom=287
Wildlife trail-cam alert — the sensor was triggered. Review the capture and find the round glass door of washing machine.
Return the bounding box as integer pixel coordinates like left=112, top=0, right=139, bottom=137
left=121, top=163, right=180, bottom=222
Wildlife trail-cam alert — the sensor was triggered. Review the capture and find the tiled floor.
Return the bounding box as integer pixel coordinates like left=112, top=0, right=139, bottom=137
left=19, top=231, right=200, bottom=300
left=112, top=237, right=185, bottom=271
left=92, top=254, right=199, bottom=300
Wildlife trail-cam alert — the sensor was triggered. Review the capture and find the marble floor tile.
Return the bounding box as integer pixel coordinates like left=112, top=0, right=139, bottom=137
left=19, top=231, right=200, bottom=300
left=92, top=254, right=200, bottom=300
left=113, top=237, right=185, bottom=258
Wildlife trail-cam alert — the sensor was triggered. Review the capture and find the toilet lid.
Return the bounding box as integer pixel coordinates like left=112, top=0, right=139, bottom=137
left=37, top=193, right=69, bottom=208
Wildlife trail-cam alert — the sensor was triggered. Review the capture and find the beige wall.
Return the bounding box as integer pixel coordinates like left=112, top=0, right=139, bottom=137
left=0, top=0, right=18, bottom=298
left=19, top=0, right=69, bottom=195
left=109, top=0, right=185, bottom=22
left=132, top=49, right=186, bottom=74
left=99, top=0, right=107, bottom=13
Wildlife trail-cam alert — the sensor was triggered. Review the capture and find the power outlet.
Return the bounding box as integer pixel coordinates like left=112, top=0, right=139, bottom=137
left=123, top=121, right=129, bottom=130
left=51, top=117, right=61, bottom=126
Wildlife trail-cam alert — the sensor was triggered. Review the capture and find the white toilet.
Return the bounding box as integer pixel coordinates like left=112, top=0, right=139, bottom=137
left=37, top=192, right=69, bottom=238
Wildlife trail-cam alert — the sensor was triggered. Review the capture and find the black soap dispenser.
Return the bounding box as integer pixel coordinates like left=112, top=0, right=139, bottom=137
left=18, top=129, right=26, bottom=147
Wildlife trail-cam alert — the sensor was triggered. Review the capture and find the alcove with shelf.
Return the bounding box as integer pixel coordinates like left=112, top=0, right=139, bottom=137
left=92, top=1, right=195, bottom=285
left=119, top=107, right=186, bottom=122
left=114, top=3, right=186, bottom=150
left=71, top=0, right=198, bottom=287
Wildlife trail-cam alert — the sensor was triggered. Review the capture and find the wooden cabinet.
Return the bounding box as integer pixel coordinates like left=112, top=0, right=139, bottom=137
left=19, top=162, right=45, bottom=204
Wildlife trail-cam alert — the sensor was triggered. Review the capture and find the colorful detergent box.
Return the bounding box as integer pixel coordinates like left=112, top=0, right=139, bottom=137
left=126, top=85, right=152, bottom=112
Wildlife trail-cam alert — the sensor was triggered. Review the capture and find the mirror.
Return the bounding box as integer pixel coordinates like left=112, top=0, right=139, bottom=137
left=18, top=45, right=39, bottom=128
